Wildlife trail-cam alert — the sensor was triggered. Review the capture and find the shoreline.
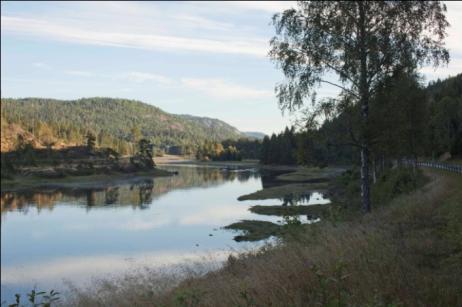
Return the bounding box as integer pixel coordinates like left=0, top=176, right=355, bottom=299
left=2, top=154, right=346, bottom=193
left=0, top=168, right=173, bottom=193
left=155, top=154, right=261, bottom=168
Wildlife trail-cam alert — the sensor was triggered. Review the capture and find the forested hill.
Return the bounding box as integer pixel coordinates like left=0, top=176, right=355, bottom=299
left=0, top=97, right=246, bottom=152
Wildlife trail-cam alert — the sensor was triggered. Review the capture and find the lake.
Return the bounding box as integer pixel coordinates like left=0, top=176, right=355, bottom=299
left=1, top=165, right=329, bottom=301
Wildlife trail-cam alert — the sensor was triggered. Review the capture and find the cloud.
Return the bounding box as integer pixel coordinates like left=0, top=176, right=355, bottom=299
left=75, top=1, right=236, bottom=32
left=414, top=2, right=462, bottom=81
left=445, top=2, right=462, bottom=54
left=62, top=70, right=173, bottom=85
left=121, top=72, right=173, bottom=84
left=217, top=1, right=296, bottom=13
left=33, top=62, right=50, bottom=69
left=1, top=15, right=267, bottom=57
left=64, top=70, right=95, bottom=77
left=181, top=78, right=273, bottom=99
left=119, top=216, right=171, bottom=231
left=420, top=61, right=462, bottom=81
left=172, top=13, right=234, bottom=31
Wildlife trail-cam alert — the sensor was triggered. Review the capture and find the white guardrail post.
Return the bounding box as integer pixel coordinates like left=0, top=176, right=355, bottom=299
left=400, top=158, right=462, bottom=174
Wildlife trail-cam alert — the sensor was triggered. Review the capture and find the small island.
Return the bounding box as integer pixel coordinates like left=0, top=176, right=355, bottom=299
left=1, top=134, right=173, bottom=192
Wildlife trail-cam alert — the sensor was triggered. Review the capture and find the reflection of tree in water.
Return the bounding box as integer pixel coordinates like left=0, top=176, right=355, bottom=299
left=1, top=166, right=257, bottom=214
left=105, top=187, right=120, bottom=205
left=237, top=171, right=252, bottom=182
left=282, top=195, right=295, bottom=206
left=86, top=191, right=97, bottom=206
left=0, top=190, right=62, bottom=213
left=260, top=169, right=292, bottom=189
left=136, top=179, right=154, bottom=208
left=281, top=193, right=312, bottom=206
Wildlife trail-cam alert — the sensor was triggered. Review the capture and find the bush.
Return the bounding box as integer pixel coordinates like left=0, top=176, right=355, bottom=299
left=372, top=167, right=427, bottom=206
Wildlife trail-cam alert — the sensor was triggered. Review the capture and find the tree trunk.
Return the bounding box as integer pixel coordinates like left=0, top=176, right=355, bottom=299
left=381, top=154, right=385, bottom=174
left=358, top=2, right=371, bottom=213
left=372, top=157, right=377, bottom=184
left=361, top=147, right=371, bottom=212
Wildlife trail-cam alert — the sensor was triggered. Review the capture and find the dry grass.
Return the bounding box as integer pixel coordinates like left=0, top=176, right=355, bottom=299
left=67, top=170, right=462, bottom=306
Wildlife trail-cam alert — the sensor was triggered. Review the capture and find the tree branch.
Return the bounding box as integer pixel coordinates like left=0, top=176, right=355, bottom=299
left=319, top=80, right=360, bottom=99
left=322, top=61, right=360, bottom=89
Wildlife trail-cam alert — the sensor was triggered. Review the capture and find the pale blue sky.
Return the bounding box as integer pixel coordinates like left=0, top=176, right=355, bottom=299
left=1, top=1, right=461, bottom=134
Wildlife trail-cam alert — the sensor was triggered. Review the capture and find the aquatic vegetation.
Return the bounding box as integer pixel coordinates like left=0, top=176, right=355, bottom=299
left=237, top=182, right=328, bottom=201
left=249, top=204, right=328, bottom=218
left=6, top=289, right=60, bottom=307
left=224, top=220, right=281, bottom=242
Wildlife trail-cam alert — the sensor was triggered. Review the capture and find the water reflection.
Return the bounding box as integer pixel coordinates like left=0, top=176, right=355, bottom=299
left=1, top=165, right=328, bottom=301
left=1, top=166, right=259, bottom=215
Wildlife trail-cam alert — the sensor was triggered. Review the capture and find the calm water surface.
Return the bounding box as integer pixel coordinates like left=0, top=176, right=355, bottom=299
left=1, top=165, right=329, bottom=301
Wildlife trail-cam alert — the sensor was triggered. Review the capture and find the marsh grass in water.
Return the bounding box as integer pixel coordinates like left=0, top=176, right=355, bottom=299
left=237, top=182, right=328, bottom=201
left=224, top=220, right=281, bottom=242
left=5, top=289, right=60, bottom=307
left=275, top=167, right=345, bottom=183
left=249, top=204, right=328, bottom=218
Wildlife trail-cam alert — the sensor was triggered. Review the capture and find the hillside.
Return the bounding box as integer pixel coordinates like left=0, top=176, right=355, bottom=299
left=243, top=131, right=267, bottom=140
left=0, top=97, right=247, bottom=152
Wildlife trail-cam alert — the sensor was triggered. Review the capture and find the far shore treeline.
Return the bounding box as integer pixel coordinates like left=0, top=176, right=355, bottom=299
left=261, top=74, right=462, bottom=168
left=1, top=73, right=461, bottom=167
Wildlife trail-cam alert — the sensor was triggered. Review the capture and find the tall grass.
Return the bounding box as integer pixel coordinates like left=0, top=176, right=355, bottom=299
left=67, top=169, right=461, bottom=306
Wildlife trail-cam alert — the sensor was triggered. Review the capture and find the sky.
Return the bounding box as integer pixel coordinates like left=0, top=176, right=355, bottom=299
left=1, top=1, right=461, bottom=134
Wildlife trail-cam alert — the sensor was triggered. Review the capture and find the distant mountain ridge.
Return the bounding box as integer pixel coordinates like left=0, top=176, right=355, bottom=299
left=243, top=131, right=267, bottom=140
left=0, top=97, right=252, bottom=149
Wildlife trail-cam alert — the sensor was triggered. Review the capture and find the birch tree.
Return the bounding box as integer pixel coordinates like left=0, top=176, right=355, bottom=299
left=270, top=1, right=449, bottom=212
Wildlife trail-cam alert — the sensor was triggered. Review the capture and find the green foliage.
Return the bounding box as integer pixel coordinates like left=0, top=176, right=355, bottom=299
left=174, top=288, right=204, bottom=307
left=130, top=138, right=155, bottom=169
left=281, top=215, right=303, bottom=240
left=260, top=125, right=355, bottom=166
left=372, top=167, right=427, bottom=206
left=130, top=125, right=142, bottom=143
left=270, top=1, right=450, bottom=212
left=222, top=138, right=261, bottom=159
left=0, top=97, right=245, bottom=154
left=138, top=139, right=154, bottom=159
left=426, top=74, right=462, bottom=157
left=238, top=289, right=257, bottom=307
left=261, top=73, right=462, bottom=170
left=195, top=140, right=242, bottom=161
left=86, top=131, right=96, bottom=151
left=260, top=127, right=297, bottom=165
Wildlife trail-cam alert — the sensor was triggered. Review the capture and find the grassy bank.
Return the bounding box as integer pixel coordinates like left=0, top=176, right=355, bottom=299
left=67, top=169, right=462, bottom=306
